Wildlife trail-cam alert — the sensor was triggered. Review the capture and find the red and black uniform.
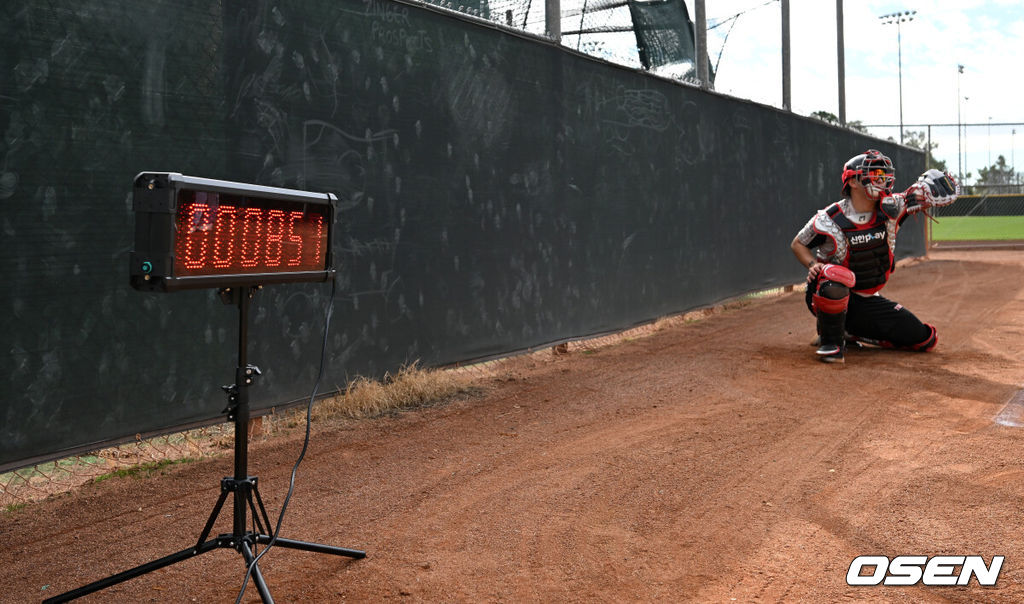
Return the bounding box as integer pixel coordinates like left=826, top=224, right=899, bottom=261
left=795, top=195, right=937, bottom=351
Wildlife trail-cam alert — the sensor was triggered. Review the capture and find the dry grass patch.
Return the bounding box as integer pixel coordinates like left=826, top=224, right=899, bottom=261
left=312, top=363, right=477, bottom=421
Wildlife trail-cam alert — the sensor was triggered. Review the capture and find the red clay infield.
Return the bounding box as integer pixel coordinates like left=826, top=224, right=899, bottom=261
left=3, top=249, right=1023, bottom=602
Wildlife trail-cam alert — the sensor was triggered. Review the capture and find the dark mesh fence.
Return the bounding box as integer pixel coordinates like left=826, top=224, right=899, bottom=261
left=934, top=195, right=1024, bottom=217
left=0, top=0, right=923, bottom=472
left=1, top=0, right=231, bottom=471
left=930, top=194, right=1024, bottom=244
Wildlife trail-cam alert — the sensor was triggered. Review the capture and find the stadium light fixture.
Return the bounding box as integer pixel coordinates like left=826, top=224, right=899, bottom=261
left=878, top=10, right=916, bottom=145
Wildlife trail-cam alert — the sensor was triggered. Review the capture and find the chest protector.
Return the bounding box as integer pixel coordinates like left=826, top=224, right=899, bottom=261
left=815, top=205, right=895, bottom=294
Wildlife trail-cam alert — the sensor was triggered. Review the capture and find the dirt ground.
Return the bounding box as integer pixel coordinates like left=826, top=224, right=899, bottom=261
left=3, top=249, right=1024, bottom=603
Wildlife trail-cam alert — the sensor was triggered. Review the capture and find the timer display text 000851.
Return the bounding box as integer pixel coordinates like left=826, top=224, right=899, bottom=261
left=173, top=190, right=328, bottom=277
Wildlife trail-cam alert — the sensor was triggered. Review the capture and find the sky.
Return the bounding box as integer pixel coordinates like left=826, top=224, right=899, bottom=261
left=683, top=0, right=1024, bottom=183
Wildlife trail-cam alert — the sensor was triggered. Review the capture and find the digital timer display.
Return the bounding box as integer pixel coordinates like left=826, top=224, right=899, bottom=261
left=174, top=191, right=327, bottom=277
left=130, top=172, right=335, bottom=292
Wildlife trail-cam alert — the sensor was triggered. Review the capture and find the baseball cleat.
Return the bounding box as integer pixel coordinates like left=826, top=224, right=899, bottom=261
left=846, top=334, right=881, bottom=347
left=819, top=350, right=845, bottom=363
left=816, top=344, right=845, bottom=364
left=812, top=334, right=866, bottom=349
left=816, top=343, right=841, bottom=355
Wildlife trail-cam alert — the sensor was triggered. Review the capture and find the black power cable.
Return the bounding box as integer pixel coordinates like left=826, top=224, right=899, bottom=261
left=235, top=276, right=338, bottom=603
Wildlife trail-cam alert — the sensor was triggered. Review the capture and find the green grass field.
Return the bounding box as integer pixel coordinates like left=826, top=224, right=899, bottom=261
left=930, top=216, right=1024, bottom=241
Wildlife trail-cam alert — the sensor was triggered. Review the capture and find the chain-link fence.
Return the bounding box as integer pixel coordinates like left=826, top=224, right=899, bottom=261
left=409, top=0, right=782, bottom=83
left=862, top=122, right=1024, bottom=190
left=934, top=194, right=1024, bottom=217
left=857, top=122, right=1024, bottom=243
left=930, top=194, right=1024, bottom=245
left=0, top=426, right=233, bottom=509
left=417, top=0, right=685, bottom=74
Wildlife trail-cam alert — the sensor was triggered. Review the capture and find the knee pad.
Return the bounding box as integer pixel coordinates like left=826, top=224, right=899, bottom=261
left=821, top=264, right=856, bottom=288
left=908, top=324, right=938, bottom=352
left=812, top=265, right=855, bottom=316
left=813, top=281, right=850, bottom=315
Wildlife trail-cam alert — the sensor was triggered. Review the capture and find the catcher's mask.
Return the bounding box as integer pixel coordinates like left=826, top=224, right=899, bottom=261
left=842, top=149, right=895, bottom=199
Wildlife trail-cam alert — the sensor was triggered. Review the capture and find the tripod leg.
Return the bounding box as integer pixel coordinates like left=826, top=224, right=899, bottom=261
left=240, top=540, right=275, bottom=604
left=43, top=538, right=222, bottom=603
left=249, top=480, right=274, bottom=536
left=247, top=483, right=364, bottom=559
left=195, top=487, right=231, bottom=549
left=255, top=534, right=366, bottom=558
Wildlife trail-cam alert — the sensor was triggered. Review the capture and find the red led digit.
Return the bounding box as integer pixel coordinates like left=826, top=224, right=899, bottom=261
left=312, top=214, right=324, bottom=268
left=169, top=187, right=329, bottom=279
left=240, top=207, right=262, bottom=268
left=212, top=205, right=238, bottom=268
left=180, top=202, right=211, bottom=269
left=265, top=209, right=285, bottom=267
left=286, top=211, right=304, bottom=267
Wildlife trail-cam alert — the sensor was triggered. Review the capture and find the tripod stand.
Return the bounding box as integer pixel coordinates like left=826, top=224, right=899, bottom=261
left=46, top=285, right=364, bottom=603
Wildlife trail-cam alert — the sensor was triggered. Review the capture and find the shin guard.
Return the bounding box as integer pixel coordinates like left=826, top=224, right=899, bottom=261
left=812, top=265, right=855, bottom=354
left=813, top=292, right=849, bottom=352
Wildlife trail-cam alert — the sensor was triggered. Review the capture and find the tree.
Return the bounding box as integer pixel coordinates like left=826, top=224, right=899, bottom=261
left=975, top=155, right=1017, bottom=194
left=901, top=130, right=947, bottom=172
left=809, top=110, right=868, bottom=134
left=810, top=110, right=839, bottom=124
left=847, top=120, right=869, bottom=134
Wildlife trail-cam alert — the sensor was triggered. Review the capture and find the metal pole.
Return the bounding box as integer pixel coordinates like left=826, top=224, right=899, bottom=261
left=837, top=0, right=846, bottom=125
left=879, top=12, right=915, bottom=144
left=234, top=286, right=251, bottom=538
left=545, top=0, right=560, bottom=42
left=988, top=117, right=992, bottom=167
left=964, top=96, right=969, bottom=183
left=957, top=66, right=963, bottom=181
left=781, top=0, right=791, bottom=111
left=927, top=125, right=932, bottom=169
left=695, top=0, right=709, bottom=89
left=897, top=21, right=904, bottom=144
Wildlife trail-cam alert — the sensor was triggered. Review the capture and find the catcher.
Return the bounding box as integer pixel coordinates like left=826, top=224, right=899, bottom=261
left=790, top=149, right=959, bottom=363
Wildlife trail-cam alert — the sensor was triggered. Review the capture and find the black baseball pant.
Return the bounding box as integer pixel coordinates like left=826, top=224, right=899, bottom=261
left=805, top=284, right=936, bottom=350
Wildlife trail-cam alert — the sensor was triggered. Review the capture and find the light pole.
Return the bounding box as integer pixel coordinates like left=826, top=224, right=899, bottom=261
left=879, top=10, right=916, bottom=145
left=782, top=0, right=791, bottom=110
left=837, top=0, right=846, bottom=125
left=988, top=116, right=992, bottom=168
left=957, top=64, right=964, bottom=181
left=964, top=96, right=970, bottom=184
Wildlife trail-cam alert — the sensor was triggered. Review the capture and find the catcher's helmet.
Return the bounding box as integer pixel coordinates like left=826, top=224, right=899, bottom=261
left=841, top=149, right=894, bottom=198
